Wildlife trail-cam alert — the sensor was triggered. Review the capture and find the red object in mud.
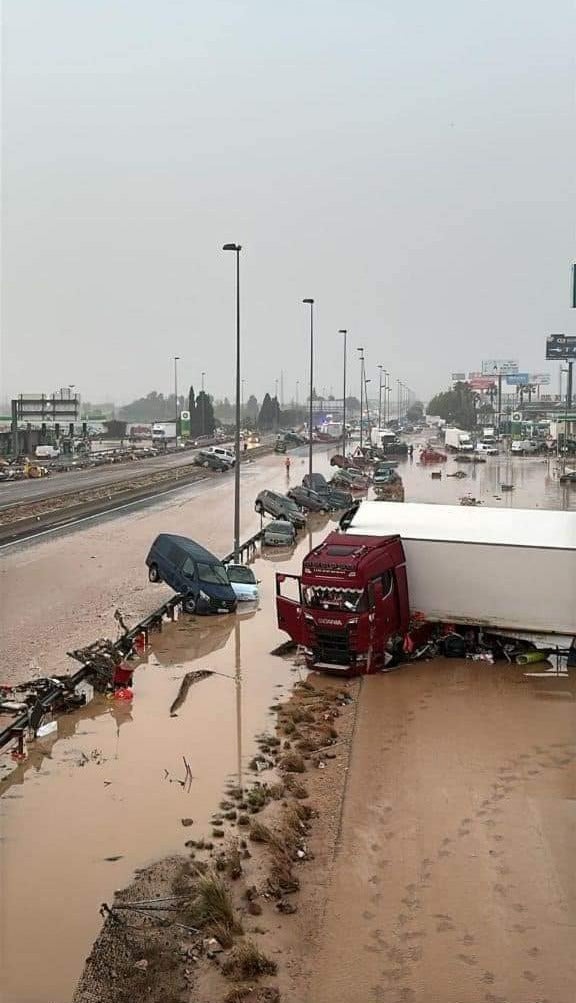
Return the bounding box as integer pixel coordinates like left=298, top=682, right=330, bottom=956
left=419, top=449, right=447, bottom=464
left=114, top=687, right=134, bottom=701
left=113, top=662, right=134, bottom=687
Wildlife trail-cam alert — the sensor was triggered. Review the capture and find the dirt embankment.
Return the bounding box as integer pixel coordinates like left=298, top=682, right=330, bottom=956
left=73, top=673, right=358, bottom=1003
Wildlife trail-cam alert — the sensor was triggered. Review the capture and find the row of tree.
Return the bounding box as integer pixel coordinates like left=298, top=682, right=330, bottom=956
left=426, top=382, right=492, bottom=430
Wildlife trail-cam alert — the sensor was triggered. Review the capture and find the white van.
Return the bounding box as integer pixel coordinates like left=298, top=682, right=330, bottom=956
left=35, top=445, right=60, bottom=459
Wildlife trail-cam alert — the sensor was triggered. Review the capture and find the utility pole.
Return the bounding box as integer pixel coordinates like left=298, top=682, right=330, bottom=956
left=357, top=348, right=364, bottom=449
left=378, top=365, right=383, bottom=429
left=339, top=330, right=347, bottom=456
left=303, top=299, right=314, bottom=478
left=222, top=242, right=242, bottom=560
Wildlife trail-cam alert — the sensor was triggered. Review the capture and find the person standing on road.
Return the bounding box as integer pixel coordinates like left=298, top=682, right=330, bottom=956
left=285, top=455, right=291, bottom=477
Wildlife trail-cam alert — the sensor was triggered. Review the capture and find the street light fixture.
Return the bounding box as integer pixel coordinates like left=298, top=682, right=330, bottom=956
left=222, top=242, right=242, bottom=560
left=339, top=330, right=348, bottom=456
left=303, top=299, right=314, bottom=478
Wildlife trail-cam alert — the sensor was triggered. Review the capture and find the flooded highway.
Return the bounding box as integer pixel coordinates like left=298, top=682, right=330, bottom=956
left=0, top=520, right=332, bottom=1003
left=0, top=440, right=574, bottom=1002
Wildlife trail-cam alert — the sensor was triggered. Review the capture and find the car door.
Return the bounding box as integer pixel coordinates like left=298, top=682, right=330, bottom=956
left=275, top=573, right=305, bottom=644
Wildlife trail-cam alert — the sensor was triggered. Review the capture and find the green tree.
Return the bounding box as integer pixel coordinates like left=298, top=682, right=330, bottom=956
left=245, top=394, right=259, bottom=421
left=191, top=391, right=215, bottom=435
left=103, top=419, right=127, bottom=440
left=426, top=383, right=477, bottom=430
left=407, top=400, right=424, bottom=422
left=258, top=393, right=277, bottom=430
left=188, top=385, right=196, bottom=418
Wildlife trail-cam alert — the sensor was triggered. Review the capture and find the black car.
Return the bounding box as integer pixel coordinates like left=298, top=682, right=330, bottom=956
left=302, top=473, right=353, bottom=509
left=146, top=534, right=237, bottom=614
left=287, top=485, right=331, bottom=512
left=255, top=489, right=307, bottom=527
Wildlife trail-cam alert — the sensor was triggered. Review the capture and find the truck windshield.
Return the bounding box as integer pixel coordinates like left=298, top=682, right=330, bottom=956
left=303, top=586, right=365, bottom=612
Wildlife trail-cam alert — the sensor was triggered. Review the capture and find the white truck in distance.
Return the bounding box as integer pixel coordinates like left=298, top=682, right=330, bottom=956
left=444, top=427, right=473, bottom=452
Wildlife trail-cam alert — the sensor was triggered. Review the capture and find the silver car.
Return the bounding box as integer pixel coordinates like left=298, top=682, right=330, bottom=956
left=262, top=519, right=296, bottom=547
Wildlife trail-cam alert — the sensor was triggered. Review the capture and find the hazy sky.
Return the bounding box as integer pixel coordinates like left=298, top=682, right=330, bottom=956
left=2, top=0, right=574, bottom=405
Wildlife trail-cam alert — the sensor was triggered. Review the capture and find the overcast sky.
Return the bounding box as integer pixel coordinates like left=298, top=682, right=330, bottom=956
left=1, top=0, right=574, bottom=406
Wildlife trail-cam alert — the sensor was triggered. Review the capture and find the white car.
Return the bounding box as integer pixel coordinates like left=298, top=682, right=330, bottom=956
left=475, top=441, right=499, bottom=455
left=202, top=446, right=235, bottom=466
left=511, top=439, right=539, bottom=455
left=226, top=564, right=259, bottom=601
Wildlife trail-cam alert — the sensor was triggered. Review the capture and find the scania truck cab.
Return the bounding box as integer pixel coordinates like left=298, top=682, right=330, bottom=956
left=276, top=531, right=409, bottom=673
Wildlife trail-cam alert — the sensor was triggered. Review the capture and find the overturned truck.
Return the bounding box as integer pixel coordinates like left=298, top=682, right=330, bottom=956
left=276, top=501, right=576, bottom=673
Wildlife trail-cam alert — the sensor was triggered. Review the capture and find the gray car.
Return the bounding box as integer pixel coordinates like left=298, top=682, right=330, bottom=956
left=255, top=489, right=307, bottom=527
left=262, top=519, right=297, bottom=547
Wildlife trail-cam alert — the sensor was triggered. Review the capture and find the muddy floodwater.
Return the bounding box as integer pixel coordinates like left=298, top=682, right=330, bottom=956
left=302, top=658, right=576, bottom=1003
left=0, top=442, right=574, bottom=1002
left=0, top=524, right=329, bottom=1003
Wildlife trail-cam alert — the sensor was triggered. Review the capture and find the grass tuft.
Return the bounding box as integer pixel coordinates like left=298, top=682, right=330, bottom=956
left=223, top=940, right=278, bottom=979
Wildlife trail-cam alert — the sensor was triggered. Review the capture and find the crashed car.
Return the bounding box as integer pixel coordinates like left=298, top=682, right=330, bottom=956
left=262, top=519, right=297, bottom=547
left=194, top=451, right=231, bottom=471
left=255, top=490, right=307, bottom=527
left=226, top=563, right=259, bottom=601
left=330, top=467, right=370, bottom=491
left=302, top=473, right=353, bottom=509
left=287, top=485, right=331, bottom=513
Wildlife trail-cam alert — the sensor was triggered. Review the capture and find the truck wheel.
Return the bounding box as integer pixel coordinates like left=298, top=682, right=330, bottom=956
left=148, top=564, right=161, bottom=583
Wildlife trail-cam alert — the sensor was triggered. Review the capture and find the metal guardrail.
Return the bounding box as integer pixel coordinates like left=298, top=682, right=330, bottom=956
left=0, top=530, right=265, bottom=756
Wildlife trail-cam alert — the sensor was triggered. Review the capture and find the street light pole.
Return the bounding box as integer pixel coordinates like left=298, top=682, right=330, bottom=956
left=303, top=299, right=314, bottom=478
left=173, top=356, right=180, bottom=440
left=223, top=243, right=242, bottom=560
left=357, top=348, right=364, bottom=450
left=378, top=365, right=384, bottom=429
left=396, top=379, right=401, bottom=421
left=339, top=330, right=347, bottom=456
left=201, top=370, right=206, bottom=435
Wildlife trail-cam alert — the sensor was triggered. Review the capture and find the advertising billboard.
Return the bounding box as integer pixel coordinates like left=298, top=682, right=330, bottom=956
left=545, top=335, right=576, bottom=360
left=530, top=373, right=551, bottom=385
left=481, top=359, right=519, bottom=375
left=505, top=373, right=530, bottom=386
left=468, top=377, right=496, bottom=391
left=451, top=372, right=466, bottom=381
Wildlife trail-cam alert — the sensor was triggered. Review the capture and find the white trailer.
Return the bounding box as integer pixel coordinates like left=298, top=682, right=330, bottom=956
left=371, top=428, right=398, bottom=447
left=444, top=427, right=473, bottom=451
left=345, top=501, right=575, bottom=644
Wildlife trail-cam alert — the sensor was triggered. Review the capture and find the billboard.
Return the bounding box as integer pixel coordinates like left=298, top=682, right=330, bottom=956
left=468, top=377, right=496, bottom=390
left=530, top=373, right=551, bottom=385
left=505, top=373, right=529, bottom=386
left=451, top=372, right=466, bottom=381
left=481, top=359, right=519, bottom=375
left=546, top=334, right=576, bottom=360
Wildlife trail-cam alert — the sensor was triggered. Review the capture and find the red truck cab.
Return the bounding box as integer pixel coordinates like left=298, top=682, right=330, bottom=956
left=276, top=531, right=410, bottom=674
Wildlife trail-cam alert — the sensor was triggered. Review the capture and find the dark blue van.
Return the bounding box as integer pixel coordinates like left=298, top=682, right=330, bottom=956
left=146, top=533, right=237, bottom=614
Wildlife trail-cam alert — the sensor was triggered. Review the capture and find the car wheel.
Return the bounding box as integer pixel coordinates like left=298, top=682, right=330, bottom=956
left=185, top=596, right=196, bottom=613
left=148, top=564, right=161, bottom=583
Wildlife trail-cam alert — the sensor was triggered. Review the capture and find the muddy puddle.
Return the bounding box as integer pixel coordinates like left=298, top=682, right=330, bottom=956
left=0, top=519, right=337, bottom=1003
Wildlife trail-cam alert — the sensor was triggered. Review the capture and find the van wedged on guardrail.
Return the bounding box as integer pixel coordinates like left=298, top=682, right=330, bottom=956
left=275, top=501, right=576, bottom=674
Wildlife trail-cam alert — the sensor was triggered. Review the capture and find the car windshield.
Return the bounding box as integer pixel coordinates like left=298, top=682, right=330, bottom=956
left=227, top=565, right=256, bottom=584
left=197, top=561, right=230, bottom=585
left=303, top=585, right=365, bottom=611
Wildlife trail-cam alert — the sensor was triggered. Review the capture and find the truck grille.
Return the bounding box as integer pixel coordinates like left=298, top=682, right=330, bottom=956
left=313, top=628, right=350, bottom=665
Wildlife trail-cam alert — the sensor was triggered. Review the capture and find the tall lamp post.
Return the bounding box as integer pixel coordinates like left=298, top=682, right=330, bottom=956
left=377, top=365, right=384, bottom=429
left=357, top=348, right=365, bottom=449
left=222, top=242, right=242, bottom=560
left=173, top=356, right=180, bottom=440
left=200, top=371, right=206, bottom=435
left=303, top=299, right=314, bottom=478
left=365, top=378, right=372, bottom=442
left=339, top=329, right=347, bottom=455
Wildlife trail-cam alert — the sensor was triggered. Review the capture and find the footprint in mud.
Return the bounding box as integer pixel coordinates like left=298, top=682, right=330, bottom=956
left=405, top=882, right=417, bottom=893
left=371, top=893, right=383, bottom=905
left=461, top=933, right=475, bottom=946
left=481, top=971, right=496, bottom=984
left=522, top=970, right=537, bottom=982
left=461, top=817, right=473, bottom=826
left=490, top=834, right=505, bottom=842
left=396, top=913, right=410, bottom=926
left=364, top=944, right=383, bottom=954
left=476, top=810, right=488, bottom=817
left=384, top=832, right=395, bottom=841
left=483, top=819, right=497, bottom=828
left=458, top=954, right=478, bottom=966
left=511, top=903, right=526, bottom=913
left=527, top=769, right=540, bottom=776
left=369, top=875, right=382, bottom=885
left=437, top=849, right=452, bottom=859
left=495, top=865, right=511, bottom=876
left=436, top=921, right=455, bottom=933
left=363, top=910, right=375, bottom=920
left=512, top=923, right=529, bottom=933
left=377, top=859, right=390, bottom=869
left=458, top=829, right=471, bottom=837
left=399, top=930, right=426, bottom=941
left=493, top=883, right=508, bottom=896
left=441, top=836, right=453, bottom=845
left=526, top=946, right=540, bottom=957
left=401, top=896, right=420, bottom=910
left=488, top=849, right=504, bottom=858
left=371, top=928, right=388, bottom=944
left=371, top=843, right=381, bottom=852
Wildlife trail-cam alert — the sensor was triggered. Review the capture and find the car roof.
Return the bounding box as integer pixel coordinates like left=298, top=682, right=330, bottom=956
left=267, top=519, right=293, bottom=529
left=153, top=533, right=222, bottom=563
